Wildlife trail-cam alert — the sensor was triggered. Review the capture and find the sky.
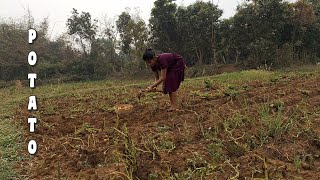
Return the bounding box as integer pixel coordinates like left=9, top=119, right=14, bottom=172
left=0, top=0, right=296, bottom=39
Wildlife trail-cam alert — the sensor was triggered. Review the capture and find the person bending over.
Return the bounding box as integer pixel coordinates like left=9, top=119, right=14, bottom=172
left=143, top=48, right=186, bottom=112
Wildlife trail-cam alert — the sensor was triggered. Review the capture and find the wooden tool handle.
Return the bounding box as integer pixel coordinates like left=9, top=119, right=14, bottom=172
left=140, top=89, right=163, bottom=93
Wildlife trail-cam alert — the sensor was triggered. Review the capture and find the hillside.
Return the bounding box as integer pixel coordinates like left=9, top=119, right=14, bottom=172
left=1, top=67, right=319, bottom=179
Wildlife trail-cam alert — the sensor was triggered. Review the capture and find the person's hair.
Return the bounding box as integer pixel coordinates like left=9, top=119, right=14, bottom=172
left=143, top=48, right=155, bottom=61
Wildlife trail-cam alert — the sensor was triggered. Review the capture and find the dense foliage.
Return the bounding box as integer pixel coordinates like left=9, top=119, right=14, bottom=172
left=1, top=0, right=319, bottom=81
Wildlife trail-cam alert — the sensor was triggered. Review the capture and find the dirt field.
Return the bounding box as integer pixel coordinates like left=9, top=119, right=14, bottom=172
left=15, top=70, right=320, bottom=179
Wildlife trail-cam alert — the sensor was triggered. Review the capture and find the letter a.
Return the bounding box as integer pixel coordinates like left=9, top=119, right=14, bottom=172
left=28, top=96, right=37, bottom=110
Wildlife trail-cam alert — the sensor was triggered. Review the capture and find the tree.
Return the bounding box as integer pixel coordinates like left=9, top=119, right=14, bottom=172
left=131, top=17, right=149, bottom=70
left=149, top=0, right=178, bottom=52
left=231, top=0, right=294, bottom=67
left=116, top=10, right=149, bottom=71
left=101, top=15, right=120, bottom=73
left=116, top=11, right=134, bottom=56
left=216, top=18, right=237, bottom=64
left=291, top=0, right=318, bottom=61
left=176, top=1, right=222, bottom=65
left=66, top=8, right=100, bottom=76
left=66, top=8, right=97, bottom=57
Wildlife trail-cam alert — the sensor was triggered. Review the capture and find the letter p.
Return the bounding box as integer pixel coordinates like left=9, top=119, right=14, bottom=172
left=28, top=29, right=37, bottom=44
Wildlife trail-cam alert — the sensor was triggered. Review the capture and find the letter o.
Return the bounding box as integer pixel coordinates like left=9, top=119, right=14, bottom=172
left=28, top=51, right=37, bottom=66
left=28, top=140, right=37, bottom=155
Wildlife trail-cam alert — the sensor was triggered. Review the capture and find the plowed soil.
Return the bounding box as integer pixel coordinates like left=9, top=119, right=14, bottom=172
left=15, top=72, right=320, bottom=179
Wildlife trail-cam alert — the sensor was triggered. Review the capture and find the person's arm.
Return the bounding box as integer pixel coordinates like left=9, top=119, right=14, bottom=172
left=148, top=68, right=167, bottom=90
left=154, top=71, right=159, bottom=82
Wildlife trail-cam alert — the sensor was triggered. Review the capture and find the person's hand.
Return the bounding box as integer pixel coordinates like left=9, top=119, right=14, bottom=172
left=145, top=86, right=157, bottom=92
left=151, top=86, right=157, bottom=92
left=145, top=86, right=152, bottom=92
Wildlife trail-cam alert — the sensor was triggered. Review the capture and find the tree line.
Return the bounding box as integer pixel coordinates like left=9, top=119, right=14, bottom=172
left=0, top=0, right=319, bottom=82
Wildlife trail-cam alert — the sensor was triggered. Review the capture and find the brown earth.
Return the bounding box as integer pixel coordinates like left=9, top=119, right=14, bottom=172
left=15, top=73, right=320, bottom=179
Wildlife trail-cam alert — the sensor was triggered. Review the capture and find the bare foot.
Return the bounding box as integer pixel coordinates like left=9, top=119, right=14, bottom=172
left=167, top=106, right=177, bottom=112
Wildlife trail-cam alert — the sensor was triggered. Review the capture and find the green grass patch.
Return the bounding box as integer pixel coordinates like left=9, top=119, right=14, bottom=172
left=183, top=70, right=275, bottom=89
left=0, top=119, right=22, bottom=179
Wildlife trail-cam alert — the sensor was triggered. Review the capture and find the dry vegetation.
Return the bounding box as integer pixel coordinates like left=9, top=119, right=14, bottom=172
left=1, top=67, right=319, bottom=179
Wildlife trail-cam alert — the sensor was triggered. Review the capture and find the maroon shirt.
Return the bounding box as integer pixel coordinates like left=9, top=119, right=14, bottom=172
left=151, top=53, right=185, bottom=94
left=151, top=53, right=185, bottom=72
